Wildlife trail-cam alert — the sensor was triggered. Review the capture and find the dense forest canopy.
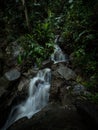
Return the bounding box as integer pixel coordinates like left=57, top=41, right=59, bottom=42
left=0, top=0, right=98, bottom=102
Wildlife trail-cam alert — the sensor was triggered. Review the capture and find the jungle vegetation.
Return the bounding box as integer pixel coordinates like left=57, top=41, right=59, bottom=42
left=0, top=0, right=98, bottom=102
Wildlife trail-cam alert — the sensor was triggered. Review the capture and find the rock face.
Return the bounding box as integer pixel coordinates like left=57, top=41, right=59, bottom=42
left=16, top=77, right=30, bottom=102
left=57, top=63, right=77, bottom=80
left=18, top=77, right=29, bottom=92
left=50, top=63, right=77, bottom=104
left=8, top=103, right=87, bottom=130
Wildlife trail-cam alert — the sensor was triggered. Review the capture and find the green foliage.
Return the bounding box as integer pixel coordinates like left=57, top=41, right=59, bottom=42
left=17, top=54, right=22, bottom=64
left=86, top=93, right=98, bottom=104
left=19, top=21, right=54, bottom=66
left=32, top=20, right=54, bottom=45
left=60, top=0, right=98, bottom=92
left=1, top=0, right=98, bottom=97
left=83, top=73, right=98, bottom=89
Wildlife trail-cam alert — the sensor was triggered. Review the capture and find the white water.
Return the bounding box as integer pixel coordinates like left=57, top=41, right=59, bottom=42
left=51, top=44, right=68, bottom=63
left=2, top=68, right=51, bottom=130
left=2, top=42, right=67, bottom=130
left=51, top=35, right=68, bottom=63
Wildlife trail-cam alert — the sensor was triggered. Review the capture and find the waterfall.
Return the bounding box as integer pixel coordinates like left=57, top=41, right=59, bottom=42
left=2, top=68, right=51, bottom=130
left=2, top=38, right=67, bottom=130
left=51, top=44, right=68, bottom=63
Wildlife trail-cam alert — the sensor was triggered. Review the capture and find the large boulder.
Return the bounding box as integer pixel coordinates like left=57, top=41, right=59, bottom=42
left=8, top=103, right=88, bottom=130
left=57, top=63, right=77, bottom=80
left=50, top=78, right=64, bottom=102
left=18, top=77, right=29, bottom=92
left=0, top=69, right=21, bottom=97
left=4, top=69, right=21, bottom=81
left=50, top=63, right=77, bottom=103
left=16, top=77, right=30, bottom=102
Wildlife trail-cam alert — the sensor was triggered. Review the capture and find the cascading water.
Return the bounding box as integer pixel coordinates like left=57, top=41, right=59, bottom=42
left=2, top=36, right=67, bottom=130
left=2, top=68, right=51, bottom=130
left=51, top=35, right=68, bottom=63
left=51, top=44, right=68, bottom=63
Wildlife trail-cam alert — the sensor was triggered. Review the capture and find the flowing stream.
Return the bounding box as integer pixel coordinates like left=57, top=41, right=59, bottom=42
left=51, top=44, right=68, bottom=63
left=2, top=44, right=67, bottom=130
left=2, top=69, right=51, bottom=130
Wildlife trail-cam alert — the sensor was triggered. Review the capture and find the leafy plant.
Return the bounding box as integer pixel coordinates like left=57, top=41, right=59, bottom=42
left=18, top=31, right=54, bottom=67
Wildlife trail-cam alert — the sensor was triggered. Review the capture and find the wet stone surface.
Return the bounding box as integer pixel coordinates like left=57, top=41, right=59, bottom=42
left=5, top=69, right=21, bottom=81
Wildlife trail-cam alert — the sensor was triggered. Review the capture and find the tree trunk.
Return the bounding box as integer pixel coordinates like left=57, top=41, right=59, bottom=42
left=21, top=0, right=30, bottom=30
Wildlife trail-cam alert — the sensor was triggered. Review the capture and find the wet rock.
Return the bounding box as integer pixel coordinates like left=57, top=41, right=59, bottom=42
left=17, top=77, right=29, bottom=102
left=0, top=69, right=20, bottom=97
left=4, top=69, right=21, bottom=81
left=18, top=77, right=29, bottom=92
left=41, top=60, right=53, bottom=69
left=57, top=63, right=77, bottom=80
left=51, top=63, right=59, bottom=71
left=22, top=67, right=38, bottom=78
left=72, top=84, right=85, bottom=95
left=8, top=103, right=87, bottom=130
left=50, top=78, right=64, bottom=102
left=75, top=100, right=98, bottom=129
left=50, top=63, right=76, bottom=103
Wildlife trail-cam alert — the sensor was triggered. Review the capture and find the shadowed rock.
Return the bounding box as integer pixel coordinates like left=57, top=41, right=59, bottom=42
left=0, top=69, right=21, bottom=129
left=8, top=103, right=88, bottom=130
left=57, top=63, right=77, bottom=80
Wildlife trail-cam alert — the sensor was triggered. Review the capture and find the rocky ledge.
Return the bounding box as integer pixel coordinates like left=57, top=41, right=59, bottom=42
left=0, top=61, right=98, bottom=130
left=8, top=103, right=88, bottom=130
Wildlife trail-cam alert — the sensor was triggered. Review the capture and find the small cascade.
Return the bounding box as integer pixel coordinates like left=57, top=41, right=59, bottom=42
left=2, top=35, right=68, bottom=130
left=2, top=68, right=51, bottom=130
left=51, top=44, right=68, bottom=63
